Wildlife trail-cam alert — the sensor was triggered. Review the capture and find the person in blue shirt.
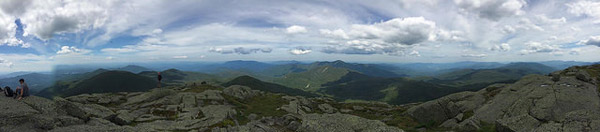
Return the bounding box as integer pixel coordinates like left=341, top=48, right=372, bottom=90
left=16, top=79, right=29, bottom=100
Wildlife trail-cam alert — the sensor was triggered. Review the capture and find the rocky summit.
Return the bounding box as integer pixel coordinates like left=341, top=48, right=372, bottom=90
left=0, top=84, right=406, bottom=132
left=3, top=64, right=599, bottom=132
left=406, top=64, right=600, bottom=131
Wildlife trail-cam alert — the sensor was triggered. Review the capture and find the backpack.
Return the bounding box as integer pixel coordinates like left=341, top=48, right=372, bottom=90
left=4, top=86, right=13, bottom=97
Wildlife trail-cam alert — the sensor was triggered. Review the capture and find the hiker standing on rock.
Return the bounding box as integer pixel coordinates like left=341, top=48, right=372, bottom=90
left=16, top=79, right=29, bottom=100
left=157, top=72, right=162, bottom=88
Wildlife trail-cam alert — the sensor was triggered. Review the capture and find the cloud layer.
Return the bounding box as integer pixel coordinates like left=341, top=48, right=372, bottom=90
left=0, top=57, right=13, bottom=68
left=209, top=47, right=273, bottom=55
left=0, top=0, right=599, bottom=72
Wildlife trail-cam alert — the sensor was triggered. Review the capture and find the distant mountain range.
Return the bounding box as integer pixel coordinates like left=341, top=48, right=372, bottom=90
left=537, top=60, right=597, bottom=70
left=37, top=71, right=160, bottom=98
left=378, top=61, right=505, bottom=76
left=223, top=75, right=318, bottom=97
left=115, top=65, right=153, bottom=73
left=219, top=61, right=563, bottom=104
left=138, top=69, right=220, bottom=84
left=378, top=61, right=594, bottom=77
left=7, top=60, right=597, bottom=105
left=0, top=73, right=54, bottom=92
left=319, top=72, right=456, bottom=104
left=0, top=71, right=35, bottom=78
left=427, top=62, right=557, bottom=90
left=310, top=60, right=404, bottom=77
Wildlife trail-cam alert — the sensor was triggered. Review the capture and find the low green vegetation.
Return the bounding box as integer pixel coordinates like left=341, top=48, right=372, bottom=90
left=380, top=87, right=398, bottom=102
left=245, top=94, right=287, bottom=117
left=212, top=119, right=236, bottom=128
left=183, top=84, right=222, bottom=93
left=586, top=69, right=599, bottom=77
left=223, top=93, right=288, bottom=125
left=463, top=110, right=474, bottom=121
left=414, top=120, right=436, bottom=129
left=478, top=122, right=496, bottom=132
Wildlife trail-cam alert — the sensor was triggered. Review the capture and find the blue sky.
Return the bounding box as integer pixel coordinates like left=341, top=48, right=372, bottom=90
left=1, top=0, right=600, bottom=72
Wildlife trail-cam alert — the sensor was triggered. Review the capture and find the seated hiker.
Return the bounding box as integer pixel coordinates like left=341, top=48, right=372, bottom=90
left=16, top=79, right=29, bottom=100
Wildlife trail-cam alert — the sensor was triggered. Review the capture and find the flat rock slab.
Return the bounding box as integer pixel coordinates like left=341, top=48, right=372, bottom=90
left=496, top=114, right=541, bottom=132
left=298, top=113, right=404, bottom=132
left=0, top=97, right=39, bottom=118
left=123, top=89, right=175, bottom=106
left=223, top=85, right=260, bottom=99
left=196, top=90, right=224, bottom=100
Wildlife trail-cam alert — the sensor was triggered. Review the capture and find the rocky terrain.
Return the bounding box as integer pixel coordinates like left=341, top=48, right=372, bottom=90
left=3, top=64, right=599, bottom=132
left=0, top=83, right=409, bottom=132
left=406, top=64, right=600, bottom=131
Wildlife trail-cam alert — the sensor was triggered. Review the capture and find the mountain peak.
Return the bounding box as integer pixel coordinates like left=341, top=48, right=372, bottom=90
left=314, top=60, right=349, bottom=66
left=224, top=75, right=318, bottom=97
left=116, top=65, right=152, bottom=73
left=37, top=70, right=159, bottom=98
left=220, top=60, right=273, bottom=71
left=163, top=68, right=182, bottom=73
left=123, top=65, right=143, bottom=68
left=224, top=60, right=260, bottom=63
left=333, top=60, right=345, bottom=63
left=309, top=60, right=401, bottom=77
left=92, top=68, right=109, bottom=73
left=230, top=75, right=258, bottom=82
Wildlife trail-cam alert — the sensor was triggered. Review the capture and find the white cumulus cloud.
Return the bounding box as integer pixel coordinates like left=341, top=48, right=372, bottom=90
left=490, top=43, right=511, bottom=52
left=17, top=1, right=110, bottom=40
left=286, top=25, right=307, bottom=34
left=172, top=56, right=188, bottom=59
left=577, top=36, right=600, bottom=47
left=409, top=50, right=420, bottom=57
left=455, top=0, right=526, bottom=21
left=348, top=17, right=437, bottom=45
left=567, top=1, right=600, bottom=21
left=519, top=41, right=560, bottom=55
left=319, top=29, right=349, bottom=39
left=461, top=54, right=487, bottom=58
left=289, top=47, right=312, bottom=55
left=152, top=28, right=163, bottom=34
left=319, top=17, right=448, bottom=56
left=57, top=46, right=90, bottom=55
